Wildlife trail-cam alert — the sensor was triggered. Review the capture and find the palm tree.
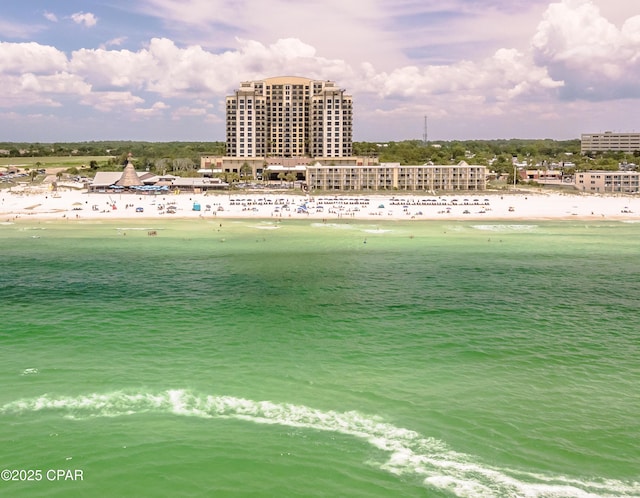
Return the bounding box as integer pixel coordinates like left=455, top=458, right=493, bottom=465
left=285, top=172, right=297, bottom=188
left=240, top=162, right=252, bottom=180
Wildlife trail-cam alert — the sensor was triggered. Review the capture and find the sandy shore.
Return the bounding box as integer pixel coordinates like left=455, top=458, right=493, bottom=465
left=1, top=186, right=639, bottom=222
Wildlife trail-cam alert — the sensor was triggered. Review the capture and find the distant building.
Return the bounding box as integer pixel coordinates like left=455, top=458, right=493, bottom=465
left=115, top=159, right=143, bottom=187
left=200, top=155, right=380, bottom=182
left=521, top=169, right=563, bottom=182
left=306, top=161, right=486, bottom=191
left=581, top=132, right=640, bottom=153
left=89, top=163, right=228, bottom=193
left=226, top=76, right=353, bottom=159
left=198, top=75, right=486, bottom=192
left=575, top=171, right=640, bottom=193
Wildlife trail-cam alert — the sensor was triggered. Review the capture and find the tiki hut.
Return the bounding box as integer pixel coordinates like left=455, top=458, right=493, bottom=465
left=115, top=160, right=143, bottom=188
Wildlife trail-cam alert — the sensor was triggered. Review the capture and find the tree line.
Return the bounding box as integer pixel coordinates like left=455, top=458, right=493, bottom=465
left=2, top=139, right=637, bottom=178
left=0, top=141, right=226, bottom=159
left=354, top=139, right=638, bottom=174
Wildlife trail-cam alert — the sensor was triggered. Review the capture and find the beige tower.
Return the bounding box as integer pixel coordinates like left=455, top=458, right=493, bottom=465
left=226, top=76, right=353, bottom=158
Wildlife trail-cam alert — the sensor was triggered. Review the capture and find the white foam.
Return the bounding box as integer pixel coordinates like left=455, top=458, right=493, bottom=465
left=251, top=224, right=280, bottom=230
left=21, top=368, right=39, bottom=375
left=309, top=223, right=392, bottom=234
left=1, top=390, right=637, bottom=498
left=472, top=224, right=538, bottom=232
left=424, top=476, right=495, bottom=498
left=310, top=223, right=356, bottom=230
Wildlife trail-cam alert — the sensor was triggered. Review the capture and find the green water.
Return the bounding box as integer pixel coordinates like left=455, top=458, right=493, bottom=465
left=1, top=219, right=639, bottom=497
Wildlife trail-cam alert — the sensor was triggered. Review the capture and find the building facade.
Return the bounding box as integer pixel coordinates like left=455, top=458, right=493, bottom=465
left=575, top=170, right=640, bottom=193
left=306, top=162, right=486, bottom=191
left=200, top=155, right=380, bottom=181
left=210, top=76, right=487, bottom=192
left=226, top=76, right=353, bottom=158
left=581, top=132, right=640, bottom=153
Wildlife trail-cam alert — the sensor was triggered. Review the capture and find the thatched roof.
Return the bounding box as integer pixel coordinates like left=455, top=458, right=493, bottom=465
left=115, top=160, right=143, bottom=187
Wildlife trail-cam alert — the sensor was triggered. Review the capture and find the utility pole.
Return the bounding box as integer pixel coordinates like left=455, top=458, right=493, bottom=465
left=423, top=116, right=428, bottom=145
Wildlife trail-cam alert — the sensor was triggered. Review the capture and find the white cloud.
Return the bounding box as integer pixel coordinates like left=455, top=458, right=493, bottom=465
left=70, top=46, right=154, bottom=89
left=80, top=91, right=144, bottom=112
left=0, top=70, right=91, bottom=109
left=132, top=0, right=402, bottom=70
left=71, top=12, right=98, bottom=28
left=171, top=106, right=207, bottom=120
left=0, top=42, right=68, bottom=75
left=359, top=47, right=562, bottom=107
left=0, top=19, right=44, bottom=39
left=20, top=72, right=91, bottom=96
left=67, top=37, right=353, bottom=99
left=134, top=101, right=169, bottom=117
left=531, top=0, right=640, bottom=100
left=0, top=111, right=59, bottom=122
left=1, top=0, right=639, bottom=141
left=100, top=37, right=128, bottom=50
left=0, top=77, right=64, bottom=108
left=44, top=12, right=58, bottom=23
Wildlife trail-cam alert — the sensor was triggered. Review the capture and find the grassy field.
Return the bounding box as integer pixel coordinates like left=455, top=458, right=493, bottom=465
left=0, top=156, right=113, bottom=169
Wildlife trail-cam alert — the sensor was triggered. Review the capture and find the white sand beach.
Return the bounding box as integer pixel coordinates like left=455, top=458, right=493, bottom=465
left=1, top=185, right=639, bottom=222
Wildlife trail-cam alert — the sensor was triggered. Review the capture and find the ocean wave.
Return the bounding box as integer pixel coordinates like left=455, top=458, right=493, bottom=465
left=1, top=390, right=636, bottom=497
left=310, top=223, right=356, bottom=230
left=309, top=223, right=393, bottom=234
left=251, top=224, right=280, bottom=230
left=472, top=224, right=538, bottom=232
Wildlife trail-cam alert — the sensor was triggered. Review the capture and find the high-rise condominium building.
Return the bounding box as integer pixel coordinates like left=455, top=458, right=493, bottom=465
left=226, top=76, right=353, bottom=158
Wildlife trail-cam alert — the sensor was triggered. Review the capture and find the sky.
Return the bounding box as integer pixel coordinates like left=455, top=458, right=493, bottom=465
left=0, top=0, right=639, bottom=142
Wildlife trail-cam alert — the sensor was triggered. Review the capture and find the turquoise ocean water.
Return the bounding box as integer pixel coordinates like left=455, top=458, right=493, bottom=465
left=1, top=218, right=638, bottom=497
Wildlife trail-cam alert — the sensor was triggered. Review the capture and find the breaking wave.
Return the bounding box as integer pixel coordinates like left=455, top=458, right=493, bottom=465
left=471, top=224, right=538, bottom=232
left=1, top=390, right=637, bottom=497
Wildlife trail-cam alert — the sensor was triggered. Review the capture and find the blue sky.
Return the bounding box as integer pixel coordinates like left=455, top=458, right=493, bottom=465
left=0, top=0, right=638, bottom=142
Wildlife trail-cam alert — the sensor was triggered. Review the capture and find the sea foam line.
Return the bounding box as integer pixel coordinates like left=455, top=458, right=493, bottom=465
left=1, top=390, right=637, bottom=498
left=471, top=224, right=538, bottom=232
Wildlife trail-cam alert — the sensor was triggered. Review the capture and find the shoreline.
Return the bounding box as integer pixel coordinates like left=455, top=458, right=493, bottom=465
left=1, top=187, right=639, bottom=223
